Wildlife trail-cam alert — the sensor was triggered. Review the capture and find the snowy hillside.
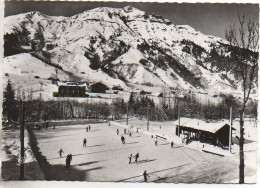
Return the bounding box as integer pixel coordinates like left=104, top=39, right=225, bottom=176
left=3, top=6, right=257, bottom=98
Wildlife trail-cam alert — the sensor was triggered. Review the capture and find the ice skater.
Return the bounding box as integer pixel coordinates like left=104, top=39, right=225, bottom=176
left=171, top=141, right=174, bottom=148
left=53, top=125, right=56, bottom=130
left=129, top=132, right=132, bottom=137
left=45, top=122, right=49, bottom=130
left=108, top=122, right=111, bottom=126
left=88, top=125, right=91, bottom=131
left=83, top=138, right=87, bottom=147
left=66, top=154, right=70, bottom=168
left=121, top=135, right=125, bottom=144
left=86, top=126, right=88, bottom=132
left=134, top=153, right=139, bottom=163
left=136, top=128, right=139, bottom=133
left=69, top=154, right=72, bottom=167
left=117, top=129, right=119, bottom=135
left=143, top=170, right=150, bottom=182
left=58, top=148, right=64, bottom=157
left=124, top=129, right=126, bottom=134
left=128, top=154, right=132, bottom=164
left=154, top=138, right=158, bottom=146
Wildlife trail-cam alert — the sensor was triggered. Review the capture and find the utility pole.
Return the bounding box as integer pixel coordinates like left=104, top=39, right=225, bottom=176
left=147, top=102, right=149, bottom=132
left=177, top=99, right=180, bottom=137
left=20, top=100, right=25, bottom=180
left=229, top=107, right=232, bottom=153
left=239, top=112, right=245, bottom=184
left=126, top=102, right=129, bottom=126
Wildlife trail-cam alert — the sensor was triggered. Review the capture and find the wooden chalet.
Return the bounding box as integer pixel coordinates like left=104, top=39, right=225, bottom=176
left=90, top=82, right=109, bottom=93
left=175, top=118, right=235, bottom=149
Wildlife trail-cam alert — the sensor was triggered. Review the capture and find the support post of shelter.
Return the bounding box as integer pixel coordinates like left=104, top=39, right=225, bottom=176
left=126, top=102, right=128, bottom=126
left=229, top=107, right=232, bottom=153
left=147, top=103, right=149, bottom=131
left=178, top=99, right=180, bottom=137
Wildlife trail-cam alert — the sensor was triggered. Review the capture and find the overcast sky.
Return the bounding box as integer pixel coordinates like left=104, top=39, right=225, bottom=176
left=4, top=1, right=259, bottom=39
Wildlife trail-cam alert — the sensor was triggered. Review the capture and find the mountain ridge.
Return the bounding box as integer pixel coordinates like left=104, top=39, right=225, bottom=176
left=4, top=6, right=257, bottom=99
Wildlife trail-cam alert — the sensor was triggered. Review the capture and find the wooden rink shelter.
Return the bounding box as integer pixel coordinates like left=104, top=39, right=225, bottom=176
left=174, top=118, right=236, bottom=149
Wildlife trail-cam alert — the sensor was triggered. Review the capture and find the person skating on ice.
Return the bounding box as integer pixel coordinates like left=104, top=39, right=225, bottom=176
left=83, top=138, right=87, bottom=147
left=58, top=148, right=64, bottom=157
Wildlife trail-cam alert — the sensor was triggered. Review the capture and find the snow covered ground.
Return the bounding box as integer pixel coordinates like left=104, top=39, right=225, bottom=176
left=1, top=126, right=35, bottom=163
left=115, top=118, right=257, bottom=183
left=1, top=125, right=45, bottom=180
left=28, top=120, right=255, bottom=182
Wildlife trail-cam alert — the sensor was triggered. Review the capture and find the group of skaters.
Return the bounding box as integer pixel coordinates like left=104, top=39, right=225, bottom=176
left=58, top=148, right=72, bottom=169
left=56, top=124, right=92, bottom=170
left=36, top=121, right=51, bottom=130
left=86, top=125, right=91, bottom=132
left=117, top=128, right=134, bottom=144
left=152, top=135, right=175, bottom=148
left=128, top=153, right=139, bottom=164
left=57, top=122, right=176, bottom=182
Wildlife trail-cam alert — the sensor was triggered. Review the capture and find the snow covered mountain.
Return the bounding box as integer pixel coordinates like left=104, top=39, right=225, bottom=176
left=3, top=6, right=257, bottom=99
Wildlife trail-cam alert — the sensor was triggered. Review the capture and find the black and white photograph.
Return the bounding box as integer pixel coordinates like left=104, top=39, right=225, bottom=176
left=1, top=0, right=259, bottom=185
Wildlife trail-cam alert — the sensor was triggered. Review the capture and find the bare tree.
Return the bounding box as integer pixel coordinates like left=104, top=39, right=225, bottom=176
left=225, top=13, right=259, bottom=184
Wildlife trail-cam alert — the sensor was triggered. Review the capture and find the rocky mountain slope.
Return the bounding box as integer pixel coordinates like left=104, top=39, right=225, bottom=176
left=3, top=6, right=258, bottom=99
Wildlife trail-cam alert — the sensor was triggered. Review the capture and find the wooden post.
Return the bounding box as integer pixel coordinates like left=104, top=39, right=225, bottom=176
left=239, top=112, right=245, bottom=183
left=178, top=99, right=180, bottom=137
left=126, top=102, right=129, bottom=126
left=20, top=101, right=25, bottom=180
left=229, top=107, right=232, bottom=153
left=147, top=102, right=149, bottom=132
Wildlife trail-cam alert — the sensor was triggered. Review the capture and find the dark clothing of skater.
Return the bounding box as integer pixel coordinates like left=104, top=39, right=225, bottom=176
left=143, top=170, right=150, bottom=182
left=89, top=125, right=91, bottom=131
left=134, top=153, right=139, bottom=163
left=45, top=122, right=49, bottom=130
left=53, top=125, right=56, bottom=130
left=86, top=127, right=88, bottom=132
left=117, top=129, right=119, bottom=135
left=69, top=154, right=72, bottom=167
left=124, top=129, right=126, bottom=134
left=58, top=148, right=64, bottom=157
left=128, top=154, right=132, bottom=164
left=109, top=122, right=111, bottom=126
left=171, top=141, right=174, bottom=148
left=155, top=139, right=158, bottom=146
left=66, top=154, right=70, bottom=168
left=129, top=132, right=132, bottom=137
left=121, top=136, right=125, bottom=144
left=83, top=138, right=87, bottom=147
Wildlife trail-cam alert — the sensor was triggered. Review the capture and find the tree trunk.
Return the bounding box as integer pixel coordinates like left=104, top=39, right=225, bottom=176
left=239, top=112, right=245, bottom=183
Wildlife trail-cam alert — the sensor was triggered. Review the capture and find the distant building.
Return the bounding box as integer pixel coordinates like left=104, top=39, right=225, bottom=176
left=158, top=93, right=163, bottom=97
left=90, top=82, right=109, bottom=93
left=112, top=86, right=123, bottom=91
left=55, top=85, right=86, bottom=97
left=140, top=90, right=152, bottom=96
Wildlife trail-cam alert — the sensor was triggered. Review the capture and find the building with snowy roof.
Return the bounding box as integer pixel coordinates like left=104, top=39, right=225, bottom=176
left=173, top=118, right=235, bottom=149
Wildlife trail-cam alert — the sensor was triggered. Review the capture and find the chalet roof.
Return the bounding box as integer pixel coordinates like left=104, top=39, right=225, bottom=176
left=173, top=118, right=232, bottom=133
